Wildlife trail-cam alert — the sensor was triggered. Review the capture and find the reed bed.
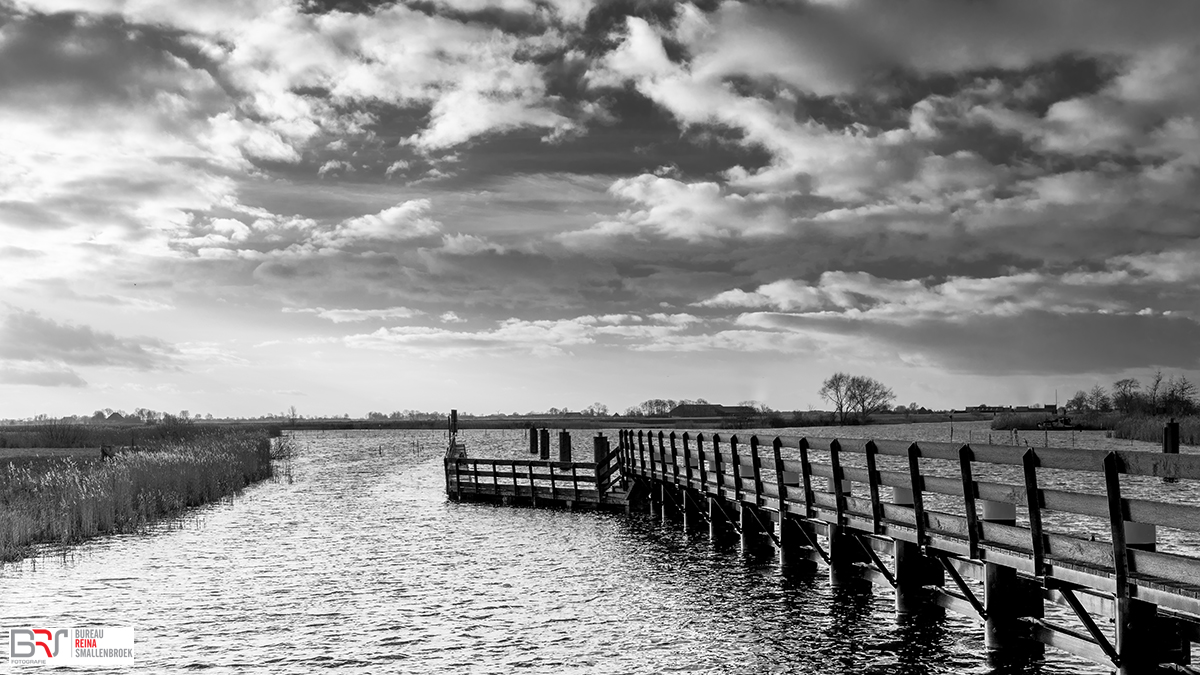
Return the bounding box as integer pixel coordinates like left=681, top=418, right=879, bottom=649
left=1112, top=415, right=1200, bottom=446
left=0, top=430, right=273, bottom=562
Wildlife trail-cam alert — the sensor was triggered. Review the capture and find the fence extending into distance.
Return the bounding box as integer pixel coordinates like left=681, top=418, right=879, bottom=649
left=445, top=425, right=1198, bottom=674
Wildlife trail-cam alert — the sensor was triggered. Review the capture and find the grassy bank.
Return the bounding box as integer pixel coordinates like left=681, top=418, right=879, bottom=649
left=1112, top=415, right=1200, bottom=446
left=0, top=429, right=274, bottom=562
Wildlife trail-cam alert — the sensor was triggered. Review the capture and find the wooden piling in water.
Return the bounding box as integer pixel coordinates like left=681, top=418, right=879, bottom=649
left=558, top=430, right=572, bottom=462
left=539, top=428, right=550, bottom=461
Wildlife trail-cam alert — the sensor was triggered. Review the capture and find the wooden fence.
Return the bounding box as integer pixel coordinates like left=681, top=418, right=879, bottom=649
left=620, top=429, right=1200, bottom=674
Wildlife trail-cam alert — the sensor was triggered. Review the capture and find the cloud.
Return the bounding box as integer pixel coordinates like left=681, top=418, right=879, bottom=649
left=0, top=363, right=88, bottom=388
left=741, top=310, right=1200, bottom=375
left=339, top=312, right=708, bottom=357
left=283, top=306, right=424, bottom=323
left=439, top=233, right=505, bottom=255
left=0, top=308, right=177, bottom=370
left=312, top=200, right=441, bottom=247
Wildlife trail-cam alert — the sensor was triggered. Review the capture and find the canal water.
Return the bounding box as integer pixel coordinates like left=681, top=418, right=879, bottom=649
left=0, top=425, right=1181, bottom=673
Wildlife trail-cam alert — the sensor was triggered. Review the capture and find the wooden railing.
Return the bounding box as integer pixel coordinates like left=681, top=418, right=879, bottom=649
left=444, top=435, right=625, bottom=507
left=621, top=429, right=1200, bottom=673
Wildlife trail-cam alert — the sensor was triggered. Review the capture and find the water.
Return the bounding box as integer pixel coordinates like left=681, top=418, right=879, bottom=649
left=1, top=426, right=1170, bottom=673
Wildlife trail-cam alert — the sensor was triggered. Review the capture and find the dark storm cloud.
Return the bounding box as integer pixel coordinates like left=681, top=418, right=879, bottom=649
left=0, top=308, right=178, bottom=370
left=753, top=311, right=1200, bottom=376
left=0, top=11, right=222, bottom=111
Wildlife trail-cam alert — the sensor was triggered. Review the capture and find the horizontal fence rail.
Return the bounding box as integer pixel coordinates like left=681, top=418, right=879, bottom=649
left=619, top=428, right=1200, bottom=674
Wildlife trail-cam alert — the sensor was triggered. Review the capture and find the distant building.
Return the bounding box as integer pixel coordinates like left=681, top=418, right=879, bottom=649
left=668, top=404, right=757, bottom=418
left=963, top=404, right=1055, bottom=414
left=665, top=404, right=760, bottom=428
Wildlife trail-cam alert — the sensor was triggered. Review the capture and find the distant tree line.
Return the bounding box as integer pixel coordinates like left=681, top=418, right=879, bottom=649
left=1065, top=371, right=1197, bottom=417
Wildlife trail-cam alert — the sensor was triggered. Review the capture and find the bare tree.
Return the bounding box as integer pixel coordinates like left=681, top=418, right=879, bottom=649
left=1066, top=390, right=1089, bottom=413
left=819, top=372, right=852, bottom=423
left=582, top=402, right=609, bottom=416
left=1086, top=385, right=1111, bottom=412
left=1147, top=370, right=1165, bottom=414
left=1111, top=378, right=1141, bottom=414
left=1164, top=376, right=1198, bottom=416
left=846, top=375, right=896, bottom=421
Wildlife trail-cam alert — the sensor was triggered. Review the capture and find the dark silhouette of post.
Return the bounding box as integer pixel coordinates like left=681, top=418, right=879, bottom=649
left=1165, top=419, right=1180, bottom=483
left=1165, top=419, right=1180, bottom=454
left=529, top=426, right=538, bottom=454
left=539, top=428, right=550, bottom=460
left=558, top=430, right=572, bottom=462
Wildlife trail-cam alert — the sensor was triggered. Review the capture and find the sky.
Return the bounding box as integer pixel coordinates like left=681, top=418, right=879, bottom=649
left=1, top=0, right=1199, bottom=419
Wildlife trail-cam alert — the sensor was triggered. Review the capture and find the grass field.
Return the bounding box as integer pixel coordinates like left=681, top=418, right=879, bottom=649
left=0, top=430, right=274, bottom=562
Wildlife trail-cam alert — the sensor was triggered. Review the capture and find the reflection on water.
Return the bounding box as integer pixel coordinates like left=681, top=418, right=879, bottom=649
left=1, top=429, right=1114, bottom=673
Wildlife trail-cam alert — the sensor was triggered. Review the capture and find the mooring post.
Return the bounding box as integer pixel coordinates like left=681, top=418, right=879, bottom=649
left=1165, top=419, right=1180, bottom=484
left=980, top=499, right=1043, bottom=655
left=827, top=440, right=868, bottom=587
left=892, top=486, right=931, bottom=616
left=539, top=428, right=551, bottom=460
left=773, top=438, right=808, bottom=567
left=681, top=434, right=702, bottom=531
left=529, top=426, right=538, bottom=455
left=558, top=429, right=572, bottom=462
left=1104, top=453, right=1189, bottom=672
left=1164, top=419, right=1180, bottom=455
left=708, top=434, right=731, bottom=541
left=593, top=433, right=606, bottom=498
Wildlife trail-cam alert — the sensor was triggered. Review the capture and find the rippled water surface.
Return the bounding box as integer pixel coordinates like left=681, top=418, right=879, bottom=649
left=3, top=426, right=1174, bottom=673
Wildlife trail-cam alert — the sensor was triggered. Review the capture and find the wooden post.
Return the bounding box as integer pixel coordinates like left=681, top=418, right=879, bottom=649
left=739, top=437, right=769, bottom=552
left=980, top=498, right=1043, bottom=655
left=539, top=428, right=550, bottom=460
left=638, top=431, right=647, bottom=478
left=529, top=426, right=538, bottom=454
left=892, top=485, right=923, bottom=615
left=739, top=501, right=765, bottom=552
left=1105, top=453, right=1176, bottom=674
left=828, top=440, right=867, bottom=587
left=1165, top=419, right=1180, bottom=484
left=681, top=434, right=702, bottom=530
left=1164, top=419, right=1181, bottom=454
left=709, top=495, right=730, bottom=540
left=773, top=438, right=805, bottom=567
left=558, top=429, right=572, bottom=462
left=594, top=433, right=607, bottom=497
left=708, top=434, right=730, bottom=541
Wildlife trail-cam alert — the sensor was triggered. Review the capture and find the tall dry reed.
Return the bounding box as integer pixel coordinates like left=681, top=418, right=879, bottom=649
left=0, top=430, right=273, bottom=562
left=1111, top=415, right=1200, bottom=446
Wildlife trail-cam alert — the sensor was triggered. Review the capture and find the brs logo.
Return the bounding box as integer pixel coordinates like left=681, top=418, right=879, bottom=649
left=10, top=628, right=69, bottom=659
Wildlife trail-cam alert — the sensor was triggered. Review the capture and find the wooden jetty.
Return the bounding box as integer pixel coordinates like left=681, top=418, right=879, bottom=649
left=444, top=423, right=1200, bottom=673
left=444, top=428, right=627, bottom=510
